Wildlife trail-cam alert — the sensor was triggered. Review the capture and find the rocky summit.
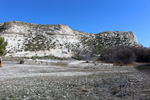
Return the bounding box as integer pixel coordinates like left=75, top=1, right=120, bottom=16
left=0, top=21, right=142, bottom=58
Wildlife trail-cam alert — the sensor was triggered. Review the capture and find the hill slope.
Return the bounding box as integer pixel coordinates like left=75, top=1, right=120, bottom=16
left=0, top=21, right=142, bottom=58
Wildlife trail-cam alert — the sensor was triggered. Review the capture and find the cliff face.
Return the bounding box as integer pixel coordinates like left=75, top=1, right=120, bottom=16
left=99, top=31, right=137, bottom=42
left=0, top=21, right=141, bottom=58
left=96, top=31, right=140, bottom=47
left=2, top=21, right=75, bottom=35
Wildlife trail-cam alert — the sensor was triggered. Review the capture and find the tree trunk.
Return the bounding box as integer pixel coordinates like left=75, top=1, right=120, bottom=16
left=0, top=57, right=2, bottom=67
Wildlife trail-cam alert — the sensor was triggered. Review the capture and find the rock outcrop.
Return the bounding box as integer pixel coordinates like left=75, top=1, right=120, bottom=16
left=0, top=21, right=142, bottom=58
left=95, top=31, right=140, bottom=47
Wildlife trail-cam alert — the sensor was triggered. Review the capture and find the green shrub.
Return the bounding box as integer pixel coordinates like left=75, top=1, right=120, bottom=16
left=31, top=56, right=36, bottom=60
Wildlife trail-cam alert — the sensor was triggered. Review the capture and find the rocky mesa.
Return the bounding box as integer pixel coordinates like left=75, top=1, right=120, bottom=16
left=0, top=21, right=142, bottom=58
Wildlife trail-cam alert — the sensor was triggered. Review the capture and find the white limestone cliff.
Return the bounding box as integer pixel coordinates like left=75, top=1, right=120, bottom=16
left=0, top=21, right=141, bottom=58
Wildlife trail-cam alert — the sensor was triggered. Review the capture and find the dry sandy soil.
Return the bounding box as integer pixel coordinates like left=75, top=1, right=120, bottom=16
left=0, top=59, right=150, bottom=100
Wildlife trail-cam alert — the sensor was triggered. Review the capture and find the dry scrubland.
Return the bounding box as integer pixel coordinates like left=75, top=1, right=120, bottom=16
left=0, top=59, right=150, bottom=100
left=0, top=21, right=149, bottom=100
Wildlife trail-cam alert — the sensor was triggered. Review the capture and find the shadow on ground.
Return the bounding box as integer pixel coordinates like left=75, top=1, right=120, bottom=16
left=135, top=63, right=150, bottom=74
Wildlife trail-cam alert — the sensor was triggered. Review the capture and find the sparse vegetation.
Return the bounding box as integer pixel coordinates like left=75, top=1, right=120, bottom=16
left=81, top=35, right=102, bottom=55
left=30, top=55, right=68, bottom=60
left=73, top=46, right=96, bottom=61
left=51, top=62, right=68, bottom=67
left=0, top=37, right=8, bottom=67
left=1, top=21, right=150, bottom=100
left=0, top=72, right=149, bottom=100
left=0, top=37, right=8, bottom=56
left=131, top=47, right=150, bottom=62
left=19, top=59, right=24, bottom=64
left=0, top=25, right=4, bottom=32
left=100, top=46, right=150, bottom=65
left=24, top=33, right=49, bottom=51
left=100, top=46, right=136, bottom=65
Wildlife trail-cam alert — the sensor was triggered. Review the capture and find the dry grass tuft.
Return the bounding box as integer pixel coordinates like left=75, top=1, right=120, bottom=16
left=50, top=62, right=68, bottom=67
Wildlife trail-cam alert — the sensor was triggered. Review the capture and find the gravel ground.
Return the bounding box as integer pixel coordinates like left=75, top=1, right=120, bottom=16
left=0, top=60, right=150, bottom=100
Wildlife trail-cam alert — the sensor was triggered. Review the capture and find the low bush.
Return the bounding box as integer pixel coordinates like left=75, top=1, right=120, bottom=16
left=101, top=46, right=150, bottom=64
left=115, top=47, right=136, bottom=64
left=101, top=46, right=136, bottom=65
left=131, top=47, right=150, bottom=62
left=19, top=59, right=24, bottom=64
left=100, top=47, right=115, bottom=63
left=73, top=47, right=96, bottom=61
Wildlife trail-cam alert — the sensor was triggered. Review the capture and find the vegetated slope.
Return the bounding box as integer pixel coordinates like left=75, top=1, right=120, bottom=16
left=96, top=31, right=140, bottom=47
left=0, top=21, right=142, bottom=58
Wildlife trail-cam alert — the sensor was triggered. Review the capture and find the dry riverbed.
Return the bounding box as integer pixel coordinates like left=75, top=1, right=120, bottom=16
left=0, top=60, right=150, bottom=100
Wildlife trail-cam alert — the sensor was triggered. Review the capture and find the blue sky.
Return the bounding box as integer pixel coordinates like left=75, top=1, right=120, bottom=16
left=0, top=0, right=150, bottom=47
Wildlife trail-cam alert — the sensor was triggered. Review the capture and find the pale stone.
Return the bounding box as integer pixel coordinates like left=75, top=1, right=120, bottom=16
left=0, top=21, right=142, bottom=58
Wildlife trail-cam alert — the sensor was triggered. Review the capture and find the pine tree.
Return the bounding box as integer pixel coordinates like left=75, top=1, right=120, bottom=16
left=0, top=37, right=8, bottom=67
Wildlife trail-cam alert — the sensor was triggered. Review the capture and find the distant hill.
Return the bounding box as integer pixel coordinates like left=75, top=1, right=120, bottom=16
left=0, top=21, right=142, bottom=58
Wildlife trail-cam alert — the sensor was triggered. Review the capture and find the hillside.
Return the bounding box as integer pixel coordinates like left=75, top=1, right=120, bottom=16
left=0, top=21, right=142, bottom=58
